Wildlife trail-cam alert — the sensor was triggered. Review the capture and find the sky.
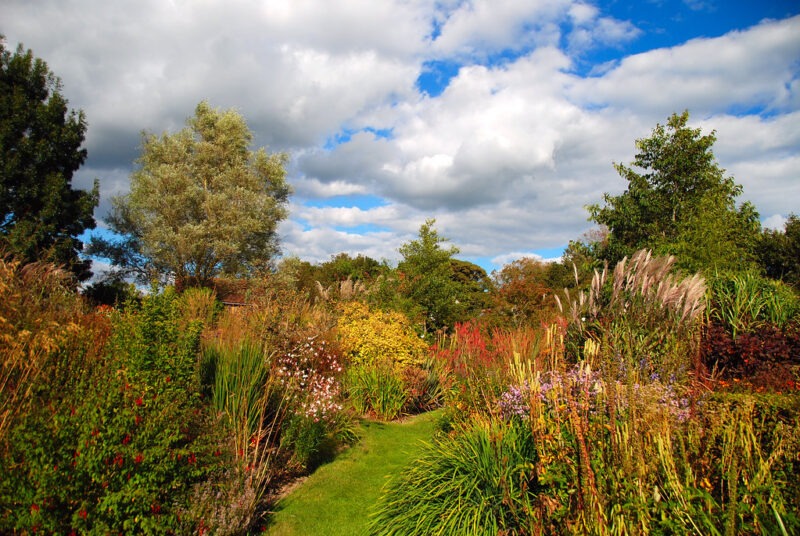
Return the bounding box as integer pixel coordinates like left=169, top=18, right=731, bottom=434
left=2, top=0, right=799, bottom=274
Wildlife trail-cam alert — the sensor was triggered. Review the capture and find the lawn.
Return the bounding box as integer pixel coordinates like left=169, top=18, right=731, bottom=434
left=264, top=410, right=443, bottom=535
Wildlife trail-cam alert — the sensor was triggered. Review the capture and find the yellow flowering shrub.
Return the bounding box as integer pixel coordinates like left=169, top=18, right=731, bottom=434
left=337, top=301, right=428, bottom=369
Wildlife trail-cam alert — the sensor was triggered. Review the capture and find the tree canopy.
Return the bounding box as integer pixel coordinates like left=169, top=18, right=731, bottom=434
left=0, top=40, right=98, bottom=280
left=589, top=111, right=760, bottom=273
left=491, top=257, right=569, bottom=327
left=758, top=214, right=800, bottom=290
left=397, top=219, right=464, bottom=334
left=90, top=101, right=291, bottom=286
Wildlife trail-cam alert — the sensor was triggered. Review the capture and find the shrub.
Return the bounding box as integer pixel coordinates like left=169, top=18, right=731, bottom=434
left=276, top=335, right=352, bottom=470
left=708, top=270, right=800, bottom=338
left=703, top=271, right=800, bottom=386
left=0, top=287, right=220, bottom=534
left=433, top=320, right=550, bottom=421
left=197, top=338, right=291, bottom=533
left=375, top=358, right=800, bottom=535
left=400, top=357, right=447, bottom=414
left=337, top=301, right=428, bottom=369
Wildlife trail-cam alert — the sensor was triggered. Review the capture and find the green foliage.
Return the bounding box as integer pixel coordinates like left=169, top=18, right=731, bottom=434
left=81, top=274, right=140, bottom=307
left=345, top=364, right=408, bottom=421
left=708, top=270, right=800, bottom=339
left=317, top=252, right=385, bottom=285
left=397, top=218, right=465, bottom=334
left=0, top=40, right=99, bottom=281
left=758, top=214, right=800, bottom=290
left=0, top=287, right=220, bottom=533
left=196, top=338, right=293, bottom=534
left=205, top=342, right=270, bottom=451
left=90, top=101, right=291, bottom=285
left=449, top=258, right=493, bottom=316
left=589, top=111, right=760, bottom=273
left=368, top=415, right=539, bottom=536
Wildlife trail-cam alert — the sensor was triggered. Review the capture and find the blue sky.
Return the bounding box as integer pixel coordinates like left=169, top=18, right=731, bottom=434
left=3, top=0, right=799, bottom=276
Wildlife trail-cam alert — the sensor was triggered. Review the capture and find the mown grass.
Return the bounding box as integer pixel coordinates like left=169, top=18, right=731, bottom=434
left=264, top=410, right=442, bottom=536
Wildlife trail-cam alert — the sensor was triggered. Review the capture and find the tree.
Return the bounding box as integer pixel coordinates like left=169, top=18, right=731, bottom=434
left=0, top=40, right=98, bottom=280
left=317, top=253, right=384, bottom=285
left=589, top=111, right=760, bottom=273
left=90, top=101, right=291, bottom=286
left=397, top=219, right=463, bottom=334
left=758, top=214, right=800, bottom=290
left=491, top=257, right=556, bottom=327
left=449, top=258, right=493, bottom=317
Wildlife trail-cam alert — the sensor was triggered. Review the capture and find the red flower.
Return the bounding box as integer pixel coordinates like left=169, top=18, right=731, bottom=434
left=79, top=509, right=87, bottom=520
left=135, top=396, right=143, bottom=406
left=30, top=503, right=40, bottom=513
left=187, top=453, right=197, bottom=464
left=122, top=434, right=131, bottom=445
left=134, top=453, right=143, bottom=464
left=135, top=414, right=142, bottom=425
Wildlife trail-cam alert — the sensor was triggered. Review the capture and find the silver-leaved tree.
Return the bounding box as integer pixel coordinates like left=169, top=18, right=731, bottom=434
left=90, top=101, right=291, bottom=286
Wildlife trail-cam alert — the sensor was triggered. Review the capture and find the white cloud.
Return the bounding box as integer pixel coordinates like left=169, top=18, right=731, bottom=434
left=762, top=214, right=788, bottom=231
left=567, top=3, right=640, bottom=52
left=2, top=1, right=798, bottom=274
left=569, top=15, right=800, bottom=115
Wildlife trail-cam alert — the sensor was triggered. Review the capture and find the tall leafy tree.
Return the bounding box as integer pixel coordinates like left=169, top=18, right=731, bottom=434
left=450, top=258, right=493, bottom=318
left=0, top=40, right=98, bottom=280
left=398, top=219, right=463, bottom=334
left=90, top=101, right=291, bottom=286
left=589, top=111, right=760, bottom=273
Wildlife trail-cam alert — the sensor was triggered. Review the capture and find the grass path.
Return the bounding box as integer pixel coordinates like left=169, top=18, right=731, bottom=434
left=264, top=410, right=442, bottom=536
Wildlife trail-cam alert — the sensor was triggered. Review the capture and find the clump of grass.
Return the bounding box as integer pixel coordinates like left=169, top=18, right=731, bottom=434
left=0, top=256, right=86, bottom=444
left=368, top=415, right=538, bottom=536
left=708, top=270, right=799, bottom=338
left=198, top=338, right=291, bottom=533
left=345, top=364, right=407, bottom=421
left=557, top=249, right=707, bottom=382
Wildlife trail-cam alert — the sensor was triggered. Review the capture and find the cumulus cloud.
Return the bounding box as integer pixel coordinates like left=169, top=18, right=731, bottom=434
left=2, top=1, right=798, bottom=273
left=569, top=16, right=800, bottom=116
